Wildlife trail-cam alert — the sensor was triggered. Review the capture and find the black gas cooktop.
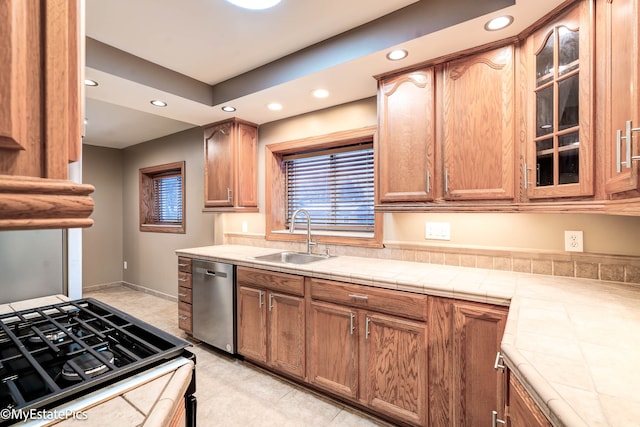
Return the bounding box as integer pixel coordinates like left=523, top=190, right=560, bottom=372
left=0, top=298, right=191, bottom=423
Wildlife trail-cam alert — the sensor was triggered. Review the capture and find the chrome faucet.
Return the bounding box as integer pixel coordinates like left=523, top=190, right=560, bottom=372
left=289, top=209, right=316, bottom=254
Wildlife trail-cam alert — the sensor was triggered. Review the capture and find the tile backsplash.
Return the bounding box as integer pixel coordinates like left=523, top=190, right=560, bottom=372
left=225, top=232, right=640, bottom=285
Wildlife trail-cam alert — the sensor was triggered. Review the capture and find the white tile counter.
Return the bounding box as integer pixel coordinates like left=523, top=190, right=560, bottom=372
left=176, top=244, right=640, bottom=427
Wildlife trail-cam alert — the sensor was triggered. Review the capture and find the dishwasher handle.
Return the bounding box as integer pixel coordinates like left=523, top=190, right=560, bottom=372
left=205, top=270, right=227, bottom=278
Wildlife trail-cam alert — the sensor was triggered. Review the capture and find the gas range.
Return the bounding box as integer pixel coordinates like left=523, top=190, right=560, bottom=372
left=0, top=298, right=195, bottom=426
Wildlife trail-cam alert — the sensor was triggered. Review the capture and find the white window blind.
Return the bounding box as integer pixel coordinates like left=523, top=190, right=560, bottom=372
left=284, top=143, right=374, bottom=231
left=153, top=174, right=182, bottom=223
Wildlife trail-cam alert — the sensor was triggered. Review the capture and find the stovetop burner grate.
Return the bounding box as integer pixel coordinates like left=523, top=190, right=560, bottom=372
left=0, top=298, right=190, bottom=419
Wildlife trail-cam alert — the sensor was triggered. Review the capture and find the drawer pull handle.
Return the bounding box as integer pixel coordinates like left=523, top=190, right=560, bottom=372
left=348, top=294, right=368, bottom=300
left=178, top=293, right=187, bottom=297
left=178, top=315, right=188, bottom=321
left=178, top=263, right=188, bottom=267
left=178, top=278, right=188, bottom=282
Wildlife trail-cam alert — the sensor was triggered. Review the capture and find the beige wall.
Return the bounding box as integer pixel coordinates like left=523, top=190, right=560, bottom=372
left=224, top=97, right=640, bottom=257
left=83, top=127, right=218, bottom=297
left=82, top=144, right=124, bottom=288
left=121, top=127, right=217, bottom=296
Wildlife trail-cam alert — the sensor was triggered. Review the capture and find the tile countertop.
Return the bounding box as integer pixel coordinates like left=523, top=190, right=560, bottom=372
left=177, top=244, right=640, bottom=427
left=1, top=295, right=193, bottom=427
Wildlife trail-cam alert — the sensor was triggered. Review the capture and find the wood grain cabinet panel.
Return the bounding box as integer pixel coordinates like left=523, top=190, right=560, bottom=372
left=377, top=68, right=436, bottom=203
left=236, top=267, right=306, bottom=380
left=442, top=44, right=516, bottom=201
left=364, top=312, right=428, bottom=426
left=600, top=0, right=640, bottom=196
left=308, top=277, right=428, bottom=426
left=0, top=0, right=94, bottom=230
left=506, top=371, right=552, bottom=427
left=307, top=300, right=358, bottom=400
left=177, top=258, right=193, bottom=334
left=203, top=118, right=258, bottom=212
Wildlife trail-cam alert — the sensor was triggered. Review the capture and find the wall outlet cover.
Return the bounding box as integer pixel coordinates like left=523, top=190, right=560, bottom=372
left=426, top=222, right=451, bottom=240
left=564, top=230, right=584, bottom=252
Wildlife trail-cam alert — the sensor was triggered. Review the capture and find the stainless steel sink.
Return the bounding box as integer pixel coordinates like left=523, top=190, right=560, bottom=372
left=252, top=251, right=332, bottom=265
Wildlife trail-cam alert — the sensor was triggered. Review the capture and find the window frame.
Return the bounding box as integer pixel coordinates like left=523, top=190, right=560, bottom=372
left=139, top=161, right=186, bottom=234
left=265, top=127, right=382, bottom=248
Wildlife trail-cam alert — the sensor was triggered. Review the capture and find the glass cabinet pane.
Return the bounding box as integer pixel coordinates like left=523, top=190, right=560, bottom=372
left=536, top=139, right=554, bottom=186
left=536, top=86, right=554, bottom=137
left=558, top=132, right=579, bottom=184
left=558, top=74, right=579, bottom=130
left=536, top=35, right=554, bottom=86
left=558, top=27, right=579, bottom=76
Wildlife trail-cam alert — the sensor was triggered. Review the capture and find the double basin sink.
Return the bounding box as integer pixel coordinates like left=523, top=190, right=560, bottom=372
left=252, top=251, right=333, bottom=265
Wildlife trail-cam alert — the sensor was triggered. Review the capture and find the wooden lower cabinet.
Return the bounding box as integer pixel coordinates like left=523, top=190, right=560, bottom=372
left=506, top=370, right=552, bottom=427
left=429, top=297, right=508, bottom=426
left=364, top=312, right=427, bottom=426
left=177, top=257, right=193, bottom=334
left=307, top=278, right=428, bottom=426
left=236, top=267, right=306, bottom=379
left=307, top=300, right=358, bottom=399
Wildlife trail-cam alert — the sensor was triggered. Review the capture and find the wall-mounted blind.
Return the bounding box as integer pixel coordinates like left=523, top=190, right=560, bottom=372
left=284, top=143, right=374, bottom=231
left=153, top=174, right=182, bottom=223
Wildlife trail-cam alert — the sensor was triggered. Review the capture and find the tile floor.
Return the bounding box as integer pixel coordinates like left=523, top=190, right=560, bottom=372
left=85, top=285, right=389, bottom=427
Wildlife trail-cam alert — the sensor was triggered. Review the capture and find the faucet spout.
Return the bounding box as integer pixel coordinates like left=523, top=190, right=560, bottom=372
left=289, top=209, right=316, bottom=254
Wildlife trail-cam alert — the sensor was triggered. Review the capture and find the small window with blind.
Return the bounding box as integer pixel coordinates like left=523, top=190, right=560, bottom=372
left=284, top=143, right=374, bottom=232
left=139, top=161, right=185, bottom=233
left=265, top=126, right=381, bottom=247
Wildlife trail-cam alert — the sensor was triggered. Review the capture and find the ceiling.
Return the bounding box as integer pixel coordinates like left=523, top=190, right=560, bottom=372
left=83, top=0, right=567, bottom=149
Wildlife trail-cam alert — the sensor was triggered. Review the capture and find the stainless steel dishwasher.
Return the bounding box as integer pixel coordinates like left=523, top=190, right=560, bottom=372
left=192, top=259, right=236, bottom=354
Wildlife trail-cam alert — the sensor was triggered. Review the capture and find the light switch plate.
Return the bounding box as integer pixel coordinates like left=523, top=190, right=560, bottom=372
left=564, top=230, right=583, bottom=252
left=426, top=222, right=451, bottom=240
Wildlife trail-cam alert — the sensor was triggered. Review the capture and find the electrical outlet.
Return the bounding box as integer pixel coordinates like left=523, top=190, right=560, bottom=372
left=426, top=222, right=451, bottom=240
left=564, top=231, right=584, bottom=252
left=241, top=221, right=248, bottom=233
left=124, top=261, right=128, bottom=270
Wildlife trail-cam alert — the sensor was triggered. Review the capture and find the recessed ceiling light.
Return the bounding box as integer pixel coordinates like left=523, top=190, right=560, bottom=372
left=484, top=15, right=514, bottom=31
left=222, top=106, right=236, bottom=112
left=312, top=89, right=329, bottom=98
left=150, top=100, right=167, bottom=107
left=225, top=0, right=281, bottom=10
left=386, top=49, right=408, bottom=61
left=267, top=102, right=282, bottom=111
left=84, top=79, right=98, bottom=86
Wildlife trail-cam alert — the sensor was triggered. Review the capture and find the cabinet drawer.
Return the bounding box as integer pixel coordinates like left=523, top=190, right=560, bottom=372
left=178, top=271, right=192, bottom=288
left=237, top=266, right=304, bottom=296
left=310, top=278, right=428, bottom=321
left=178, top=286, right=192, bottom=304
left=178, top=301, right=192, bottom=333
left=178, top=257, right=192, bottom=273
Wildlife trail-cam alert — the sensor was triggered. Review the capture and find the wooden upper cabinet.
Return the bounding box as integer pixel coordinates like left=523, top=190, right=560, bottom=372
left=442, top=44, right=516, bottom=201
left=0, top=0, right=93, bottom=230
left=377, top=68, right=435, bottom=203
left=203, top=118, right=258, bottom=211
left=600, top=0, right=640, bottom=196
left=523, top=0, right=594, bottom=199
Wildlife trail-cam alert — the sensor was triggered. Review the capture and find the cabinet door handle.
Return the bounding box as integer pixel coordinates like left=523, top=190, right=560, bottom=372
left=494, top=352, right=505, bottom=371
left=259, top=291, right=264, bottom=308
left=178, top=263, right=188, bottom=267
left=524, top=162, right=533, bottom=189
left=618, top=120, right=640, bottom=172
left=178, top=292, right=187, bottom=297
left=348, top=294, right=368, bottom=300
left=444, top=169, right=449, bottom=193
left=268, top=294, right=274, bottom=311
left=349, top=312, right=355, bottom=335
left=227, top=187, right=232, bottom=202
left=426, top=170, right=431, bottom=194
left=178, top=278, right=188, bottom=282
left=616, top=128, right=623, bottom=173
left=178, top=315, right=188, bottom=321
left=491, top=411, right=506, bottom=427
left=365, top=316, right=370, bottom=339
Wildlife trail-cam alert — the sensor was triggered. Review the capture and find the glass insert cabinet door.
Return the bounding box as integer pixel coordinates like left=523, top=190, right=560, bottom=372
left=526, top=0, right=593, bottom=198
